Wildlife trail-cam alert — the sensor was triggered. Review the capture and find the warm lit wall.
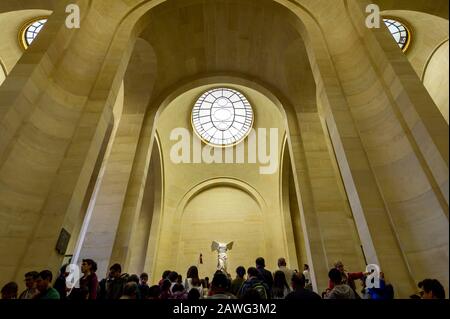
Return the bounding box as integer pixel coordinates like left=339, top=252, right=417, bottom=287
left=423, top=41, right=449, bottom=123
left=150, top=83, right=291, bottom=282
left=179, top=186, right=264, bottom=279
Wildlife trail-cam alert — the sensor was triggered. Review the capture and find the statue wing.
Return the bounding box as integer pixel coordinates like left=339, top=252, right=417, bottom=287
left=211, top=241, right=220, bottom=252
left=226, top=241, right=234, bottom=250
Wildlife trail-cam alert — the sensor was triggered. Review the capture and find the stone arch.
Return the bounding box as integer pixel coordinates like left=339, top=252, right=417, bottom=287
left=174, top=178, right=268, bottom=279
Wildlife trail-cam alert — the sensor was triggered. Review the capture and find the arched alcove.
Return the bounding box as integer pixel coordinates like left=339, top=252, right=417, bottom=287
left=179, top=184, right=264, bottom=278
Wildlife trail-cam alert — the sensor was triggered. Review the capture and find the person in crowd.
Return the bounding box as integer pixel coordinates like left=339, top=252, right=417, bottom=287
left=418, top=279, right=445, bottom=299
left=204, top=277, right=210, bottom=289
left=255, top=257, right=273, bottom=292
left=176, top=274, right=183, bottom=285
left=18, top=271, right=39, bottom=299
left=127, top=274, right=142, bottom=299
left=360, top=276, right=371, bottom=299
left=120, top=282, right=138, bottom=300
left=364, top=271, right=394, bottom=300
left=148, top=285, right=161, bottom=300
left=303, top=264, right=312, bottom=291
left=277, top=258, right=295, bottom=289
left=77, top=259, right=99, bottom=300
left=34, top=270, right=60, bottom=299
left=201, top=277, right=210, bottom=298
left=238, top=267, right=269, bottom=299
left=185, top=266, right=203, bottom=294
left=168, top=271, right=179, bottom=292
left=230, top=266, right=246, bottom=296
left=159, top=270, right=171, bottom=286
left=139, top=273, right=150, bottom=299
left=171, top=283, right=188, bottom=299
left=159, top=279, right=172, bottom=299
left=207, top=272, right=236, bottom=299
left=1, top=282, right=18, bottom=299
left=324, top=268, right=356, bottom=299
left=286, top=274, right=321, bottom=300
left=329, top=261, right=365, bottom=292
left=53, top=265, right=68, bottom=300
left=272, top=271, right=291, bottom=299
left=104, top=263, right=126, bottom=300
left=187, top=287, right=201, bottom=300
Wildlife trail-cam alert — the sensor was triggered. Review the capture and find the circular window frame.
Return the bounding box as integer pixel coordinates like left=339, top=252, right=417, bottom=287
left=191, top=87, right=255, bottom=148
left=18, top=16, right=49, bottom=50
left=382, top=16, right=412, bottom=53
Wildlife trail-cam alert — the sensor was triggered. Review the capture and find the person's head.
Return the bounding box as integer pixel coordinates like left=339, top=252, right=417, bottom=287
left=161, top=279, right=171, bottom=292
left=127, top=274, right=139, bottom=285
left=187, top=266, right=199, bottom=279
left=172, top=283, right=185, bottom=294
left=24, top=271, right=39, bottom=289
left=273, top=271, right=288, bottom=289
left=211, top=272, right=229, bottom=295
left=168, top=271, right=178, bottom=283
left=1, top=282, right=18, bottom=299
left=109, top=264, right=121, bottom=279
left=162, top=270, right=171, bottom=280
left=36, top=270, right=53, bottom=292
left=81, top=259, right=97, bottom=274
left=255, top=257, right=265, bottom=268
left=140, top=273, right=149, bottom=285
left=236, top=266, right=246, bottom=279
left=418, top=279, right=445, bottom=299
left=123, top=282, right=138, bottom=299
left=328, top=268, right=342, bottom=285
left=187, top=288, right=201, bottom=300
left=291, top=274, right=306, bottom=290
left=303, top=264, right=309, bottom=271
left=187, top=266, right=201, bottom=286
left=277, top=258, right=287, bottom=267
left=247, top=267, right=259, bottom=279
left=59, top=265, right=69, bottom=277
left=176, top=274, right=183, bottom=284
left=334, top=261, right=344, bottom=273
left=148, top=285, right=160, bottom=299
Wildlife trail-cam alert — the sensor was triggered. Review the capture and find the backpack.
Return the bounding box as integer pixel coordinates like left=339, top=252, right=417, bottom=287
left=250, top=281, right=268, bottom=299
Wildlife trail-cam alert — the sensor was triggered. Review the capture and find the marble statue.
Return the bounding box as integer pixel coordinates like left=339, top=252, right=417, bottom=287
left=211, top=241, right=233, bottom=273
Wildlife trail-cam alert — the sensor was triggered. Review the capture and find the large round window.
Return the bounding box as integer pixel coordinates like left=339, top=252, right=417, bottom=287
left=192, top=88, right=254, bottom=147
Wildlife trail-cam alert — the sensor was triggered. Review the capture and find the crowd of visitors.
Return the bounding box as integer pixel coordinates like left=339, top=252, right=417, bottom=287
left=0, top=257, right=446, bottom=300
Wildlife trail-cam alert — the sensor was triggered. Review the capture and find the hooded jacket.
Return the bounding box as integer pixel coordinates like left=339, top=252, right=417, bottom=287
left=325, top=284, right=356, bottom=299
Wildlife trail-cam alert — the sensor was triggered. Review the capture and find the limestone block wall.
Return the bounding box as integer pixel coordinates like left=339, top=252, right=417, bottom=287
left=299, top=0, right=449, bottom=296
left=381, top=10, right=449, bottom=123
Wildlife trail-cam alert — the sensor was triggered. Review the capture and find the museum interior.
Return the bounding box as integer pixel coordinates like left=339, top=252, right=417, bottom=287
left=0, top=0, right=448, bottom=300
